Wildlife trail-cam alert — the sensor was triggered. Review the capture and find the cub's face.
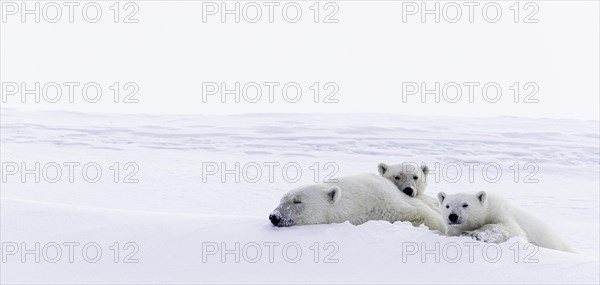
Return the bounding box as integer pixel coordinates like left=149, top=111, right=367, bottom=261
left=438, top=191, right=487, bottom=232
left=378, top=162, right=429, bottom=197
left=269, top=184, right=341, bottom=227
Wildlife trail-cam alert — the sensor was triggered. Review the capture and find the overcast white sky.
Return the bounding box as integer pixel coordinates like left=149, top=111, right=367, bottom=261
left=1, top=1, right=598, bottom=120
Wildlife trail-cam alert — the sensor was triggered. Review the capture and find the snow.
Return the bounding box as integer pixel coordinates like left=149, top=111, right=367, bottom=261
left=1, top=108, right=599, bottom=284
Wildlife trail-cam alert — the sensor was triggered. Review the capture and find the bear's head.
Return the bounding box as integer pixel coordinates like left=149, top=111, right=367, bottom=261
left=269, top=184, right=341, bottom=227
left=378, top=162, right=429, bottom=197
left=437, top=191, right=488, bottom=232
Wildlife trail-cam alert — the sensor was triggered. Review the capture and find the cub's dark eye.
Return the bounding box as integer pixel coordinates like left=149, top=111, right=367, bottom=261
left=413, top=175, right=418, bottom=180
left=293, top=200, right=301, bottom=204
left=445, top=205, right=449, bottom=209
left=394, top=176, right=401, bottom=180
left=462, top=204, right=468, bottom=208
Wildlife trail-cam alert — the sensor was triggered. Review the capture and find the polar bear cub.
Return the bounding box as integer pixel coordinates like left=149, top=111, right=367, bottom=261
left=378, top=162, right=439, bottom=212
left=438, top=191, right=573, bottom=252
left=269, top=173, right=446, bottom=232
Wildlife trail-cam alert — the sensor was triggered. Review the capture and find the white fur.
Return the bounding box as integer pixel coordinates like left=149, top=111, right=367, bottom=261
left=270, top=173, right=446, bottom=232
left=378, top=162, right=439, bottom=213
left=438, top=191, right=573, bottom=252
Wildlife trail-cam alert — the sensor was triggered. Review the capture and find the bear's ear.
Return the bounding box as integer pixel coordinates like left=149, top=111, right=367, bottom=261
left=437, top=192, right=446, bottom=204
left=377, top=163, right=389, bottom=176
left=326, top=186, right=341, bottom=204
left=421, top=164, right=429, bottom=176
left=476, top=191, right=487, bottom=204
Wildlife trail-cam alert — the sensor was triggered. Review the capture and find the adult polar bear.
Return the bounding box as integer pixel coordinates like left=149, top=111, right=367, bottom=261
left=269, top=173, right=447, bottom=233
left=438, top=191, right=573, bottom=252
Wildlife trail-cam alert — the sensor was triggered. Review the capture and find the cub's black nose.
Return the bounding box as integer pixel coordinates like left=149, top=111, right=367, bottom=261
left=269, top=214, right=281, bottom=226
left=402, top=187, right=414, bottom=197
left=449, top=213, right=459, bottom=223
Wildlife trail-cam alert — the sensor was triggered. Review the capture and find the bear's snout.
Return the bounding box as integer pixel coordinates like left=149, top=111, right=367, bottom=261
left=269, top=213, right=281, bottom=226
left=402, top=187, right=414, bottom=197
left=448, top=213, right=459, bottom=223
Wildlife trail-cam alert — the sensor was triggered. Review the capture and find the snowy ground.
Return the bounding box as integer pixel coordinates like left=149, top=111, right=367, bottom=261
left=1, top=108, right=599, bottom=284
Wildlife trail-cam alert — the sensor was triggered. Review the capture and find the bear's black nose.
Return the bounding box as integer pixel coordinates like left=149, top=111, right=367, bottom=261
left=269, top=214, right=281, bottom=226
left=449, top=213, right=459, bottom=223
left=402, top=187, right=414, bottom=197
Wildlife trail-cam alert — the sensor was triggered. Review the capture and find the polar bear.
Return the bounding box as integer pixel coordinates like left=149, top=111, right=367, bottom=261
left=438, top=191, right=573, bottom=252
left=378, top=162, right=439, bottom=212
left=269, top=173, right=446, bottom=233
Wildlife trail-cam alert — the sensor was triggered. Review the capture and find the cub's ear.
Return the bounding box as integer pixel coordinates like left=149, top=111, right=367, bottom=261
left=421, top=164, right=429, bottom=176
left=326, top=186, right=342, bottom=204
left=476, top=191, right=487, bottom=204
left=377, top=163, right=389, bottom=176
left=437, top=192, right=446, bottom=204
